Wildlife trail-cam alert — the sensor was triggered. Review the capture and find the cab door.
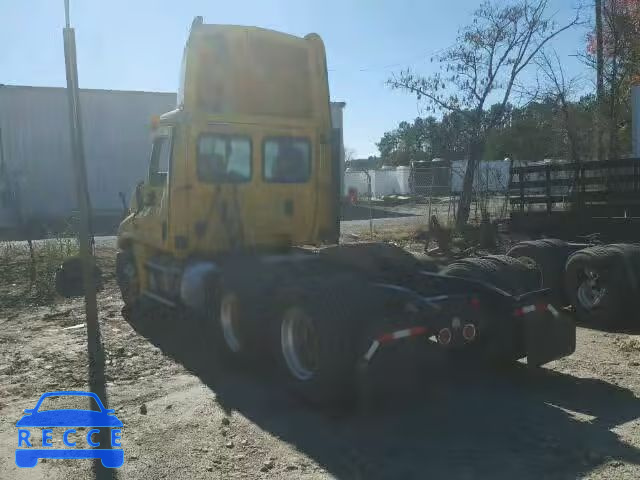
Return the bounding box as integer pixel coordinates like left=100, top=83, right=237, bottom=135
left=134, top=126, right=173, bottom=250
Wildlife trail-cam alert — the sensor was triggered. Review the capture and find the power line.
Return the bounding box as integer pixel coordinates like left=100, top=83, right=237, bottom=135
left=328, top=47, right=446, bottom=73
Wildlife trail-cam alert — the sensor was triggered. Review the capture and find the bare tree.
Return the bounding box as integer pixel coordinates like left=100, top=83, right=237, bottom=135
left=388, top=0, right=581, bottom=226
left=344, top=147, right=356, bottom=164
left=536, top=49, right=584, bottom=163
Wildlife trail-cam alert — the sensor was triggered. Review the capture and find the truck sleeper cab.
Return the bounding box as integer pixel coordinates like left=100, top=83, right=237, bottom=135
left=116, top=18, right=576, bottom=407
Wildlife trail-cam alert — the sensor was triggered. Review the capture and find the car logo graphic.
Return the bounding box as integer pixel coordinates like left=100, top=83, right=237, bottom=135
left=15, top=391, right=124, bottom=468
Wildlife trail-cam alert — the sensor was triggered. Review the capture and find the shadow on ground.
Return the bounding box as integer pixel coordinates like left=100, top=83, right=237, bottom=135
left=125, top=305, right=640, bottom=480
left=341, top=204, right=417, bottom=222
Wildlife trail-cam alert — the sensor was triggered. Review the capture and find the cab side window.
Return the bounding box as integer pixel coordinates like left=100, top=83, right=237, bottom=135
left=263, top=137, right=311, bottom=183
left=197, top=134, right=251, bottom=183
left=148, top=136, right=171, bottom=187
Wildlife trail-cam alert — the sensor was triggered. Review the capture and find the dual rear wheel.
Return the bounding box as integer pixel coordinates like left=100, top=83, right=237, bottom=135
left=209, top=274, right=367, bottom=406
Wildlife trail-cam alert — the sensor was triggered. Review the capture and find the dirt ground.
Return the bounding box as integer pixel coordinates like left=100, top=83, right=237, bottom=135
left=1, top=229, right=640, bottom=480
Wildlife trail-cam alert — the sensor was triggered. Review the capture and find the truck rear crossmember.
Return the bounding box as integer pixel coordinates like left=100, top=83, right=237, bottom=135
left=360, top=286, right=573, bottom=369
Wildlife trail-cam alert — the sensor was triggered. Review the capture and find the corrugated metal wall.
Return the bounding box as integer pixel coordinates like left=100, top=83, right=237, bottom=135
left=0, top=86, right=345, bottom=232
left=0, top=85, right=176, bottom=226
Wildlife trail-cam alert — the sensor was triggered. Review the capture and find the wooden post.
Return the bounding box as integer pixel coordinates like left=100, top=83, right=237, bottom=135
left=545, top=164, right=552, bottom=214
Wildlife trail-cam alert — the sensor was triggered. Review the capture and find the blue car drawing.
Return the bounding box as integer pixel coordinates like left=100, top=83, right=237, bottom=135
left=15, top=391, right=123, bottom=468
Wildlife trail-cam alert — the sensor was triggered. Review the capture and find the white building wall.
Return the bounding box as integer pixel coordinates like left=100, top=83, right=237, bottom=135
left=344, top=170, right=369, bottom=197
left=344, top=166, right=412, bottom=198
left=344, top=162, right=510, bottom=199
left=396, top=166, right=411, bottom=193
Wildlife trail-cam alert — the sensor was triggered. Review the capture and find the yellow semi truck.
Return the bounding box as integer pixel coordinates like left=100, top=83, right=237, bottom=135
left=116, top=18, right=575, bottom=406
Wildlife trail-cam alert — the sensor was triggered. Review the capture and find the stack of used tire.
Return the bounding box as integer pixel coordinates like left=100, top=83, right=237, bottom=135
left=506, top=239, right=586, bottom=306
left=507, top=240, right=640, bottom=329
left=440, top=255, right=542, bottom=296
left=563, top=244, right=640, bottom=328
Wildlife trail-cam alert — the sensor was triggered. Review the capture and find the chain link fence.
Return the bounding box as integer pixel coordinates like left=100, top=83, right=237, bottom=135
left=409, top=160, right=511, bottom=226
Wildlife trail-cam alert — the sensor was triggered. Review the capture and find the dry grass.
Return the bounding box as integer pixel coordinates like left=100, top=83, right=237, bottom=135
left=615, top=336, right=640, bottom=353
left=0, top=236, right=81, bottom=309
left=345, top=221, right=498, bottom=255
left=345, top=223, right=431, bottom=253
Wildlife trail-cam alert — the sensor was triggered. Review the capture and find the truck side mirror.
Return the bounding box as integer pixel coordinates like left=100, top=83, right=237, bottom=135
left=135, top=182, right=144, bottom=213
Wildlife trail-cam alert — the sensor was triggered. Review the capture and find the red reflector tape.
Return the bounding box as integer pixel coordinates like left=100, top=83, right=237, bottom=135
left=514, top=308, right=524, bottom=317
left=409, top=326, right=428, bottom=336
left=377, top=326, right=429, bottom=345
left=536, top=304, right=547, bottom=312
left=378, top=333, right=395, bottom=345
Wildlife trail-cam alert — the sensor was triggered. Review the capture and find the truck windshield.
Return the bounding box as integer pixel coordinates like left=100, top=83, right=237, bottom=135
left=197, top=134, right=251, bottom=183
left=263, top=137, right=311, bottom=183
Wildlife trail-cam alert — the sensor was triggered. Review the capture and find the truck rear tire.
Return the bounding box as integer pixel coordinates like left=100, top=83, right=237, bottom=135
left=441, top=255, right=542, bottom=296
left=564, top=244, right=640, bottom=328
left=319, top=242, right=437, bottom=280
left=441, top=255, right=544, bottom=364
left=507, top=239, right=580, bottom=305
left=274, top=274, right=370, bottom=407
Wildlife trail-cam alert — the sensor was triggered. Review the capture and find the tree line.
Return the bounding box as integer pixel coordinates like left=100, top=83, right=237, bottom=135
left=377, top=94, right=631, bottom=165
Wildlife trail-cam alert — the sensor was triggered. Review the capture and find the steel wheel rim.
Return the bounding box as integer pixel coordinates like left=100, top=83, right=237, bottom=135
left=281, top=307, right=319, bottom=381
left=220, top=293, right=242, bottom=353
left=577, top=268, right=607, bottom=310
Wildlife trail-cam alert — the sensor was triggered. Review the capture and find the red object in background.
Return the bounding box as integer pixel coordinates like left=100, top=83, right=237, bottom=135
left=348, top=188, right=358, bottom=205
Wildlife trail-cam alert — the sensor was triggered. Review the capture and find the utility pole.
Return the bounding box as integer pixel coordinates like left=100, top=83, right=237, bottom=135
left=363, top=170, right=374, bottom=238
left=595, top=0, right=605, bottom=160
left=62, top=2, right=111, bottom=477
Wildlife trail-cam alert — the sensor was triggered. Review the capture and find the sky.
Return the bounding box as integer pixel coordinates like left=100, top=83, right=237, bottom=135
left=1, top=0, right=590, bottom=158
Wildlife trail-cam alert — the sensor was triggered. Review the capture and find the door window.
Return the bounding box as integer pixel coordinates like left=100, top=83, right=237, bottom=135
left=148, top=136, right=171, bottom=187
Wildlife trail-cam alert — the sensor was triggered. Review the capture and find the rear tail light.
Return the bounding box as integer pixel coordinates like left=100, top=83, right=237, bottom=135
left=437, top=328, right=452, bottom=345
left=462, top=324, right=477, bottom=342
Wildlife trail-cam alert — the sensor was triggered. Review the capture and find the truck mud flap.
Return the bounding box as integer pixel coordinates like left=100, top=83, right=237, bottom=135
left=519, top=303, right=576, bottom=367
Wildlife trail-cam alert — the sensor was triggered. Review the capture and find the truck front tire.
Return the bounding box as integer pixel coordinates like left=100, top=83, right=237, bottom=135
left=115, top=250, right=139, bottom=307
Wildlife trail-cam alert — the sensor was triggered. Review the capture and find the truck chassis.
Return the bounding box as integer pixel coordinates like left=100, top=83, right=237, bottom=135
left=116, top=243, right=576, bottom=406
